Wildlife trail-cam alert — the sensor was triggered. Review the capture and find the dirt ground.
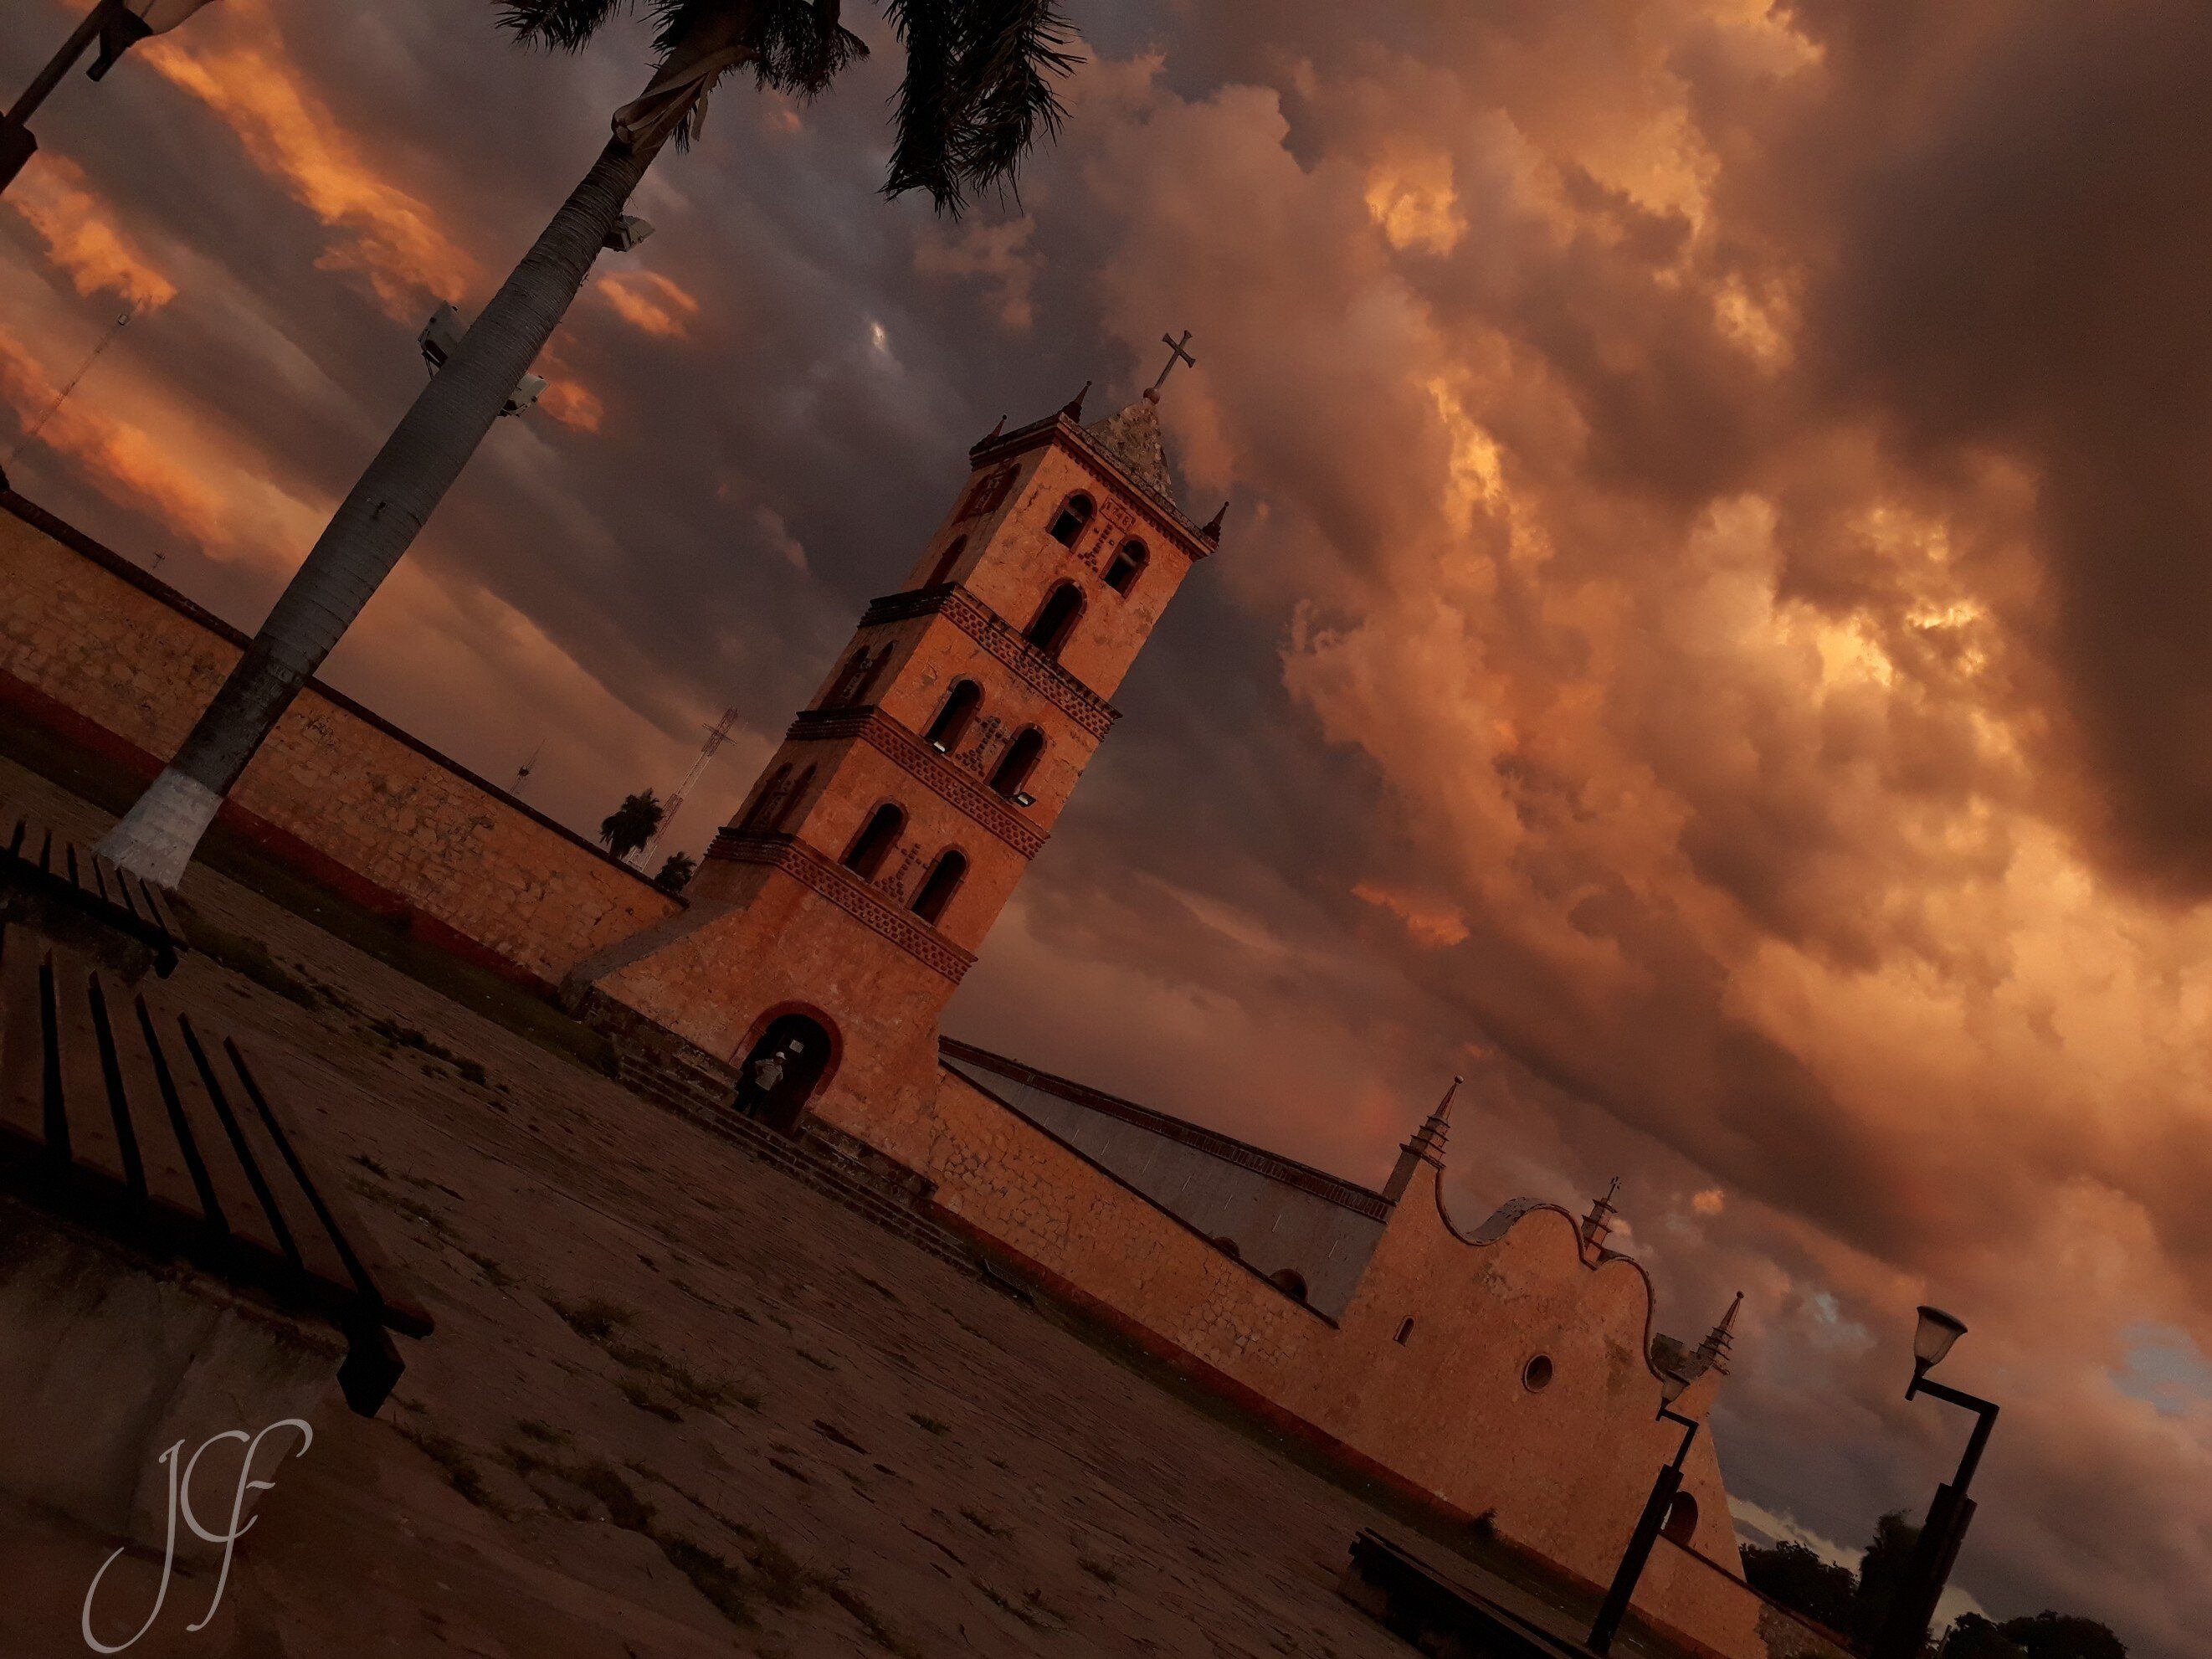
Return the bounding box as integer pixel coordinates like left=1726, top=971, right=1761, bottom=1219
left=1, top=751, right=1525, bottom=1659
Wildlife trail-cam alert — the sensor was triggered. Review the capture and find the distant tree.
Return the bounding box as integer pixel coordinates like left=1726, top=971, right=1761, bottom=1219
left=1742, top=1540, right=1856, bottom=1635
left=1948, top=1613, right=2029, bottom=1659
left=653, top=850, right=696, bottom=891
left=599, top=790, right=664, bottom=860
left=1997, top=1612, right=2127, bottom=1659
left=1850, top=1511, right=1923, bottom=1646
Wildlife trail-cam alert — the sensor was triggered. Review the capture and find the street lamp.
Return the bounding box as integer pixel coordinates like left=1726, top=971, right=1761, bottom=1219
left=1588, top=1370, right=1701, bottom=1654
left=2, top=1, right=220, bottom=195
left=1872, top=1306, right=1999, bottom=1659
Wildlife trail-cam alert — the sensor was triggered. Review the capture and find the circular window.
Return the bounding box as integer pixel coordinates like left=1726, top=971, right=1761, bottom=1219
left=1522, top=1354, right=1554, bottom=1393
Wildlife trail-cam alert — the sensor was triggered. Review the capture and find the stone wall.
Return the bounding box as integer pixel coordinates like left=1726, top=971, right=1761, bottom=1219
left=926, top=1064, right=1774, bottom=1659
left=0, top=494, right=680, bottom=986
left=1661, top=1541, right=1858, bottom=1659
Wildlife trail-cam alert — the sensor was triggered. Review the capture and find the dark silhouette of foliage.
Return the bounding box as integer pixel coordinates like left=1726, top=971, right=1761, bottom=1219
left=1742, top=1540, right=1856, bottom=1635
left=1949, top=1614, right=2030, bottom=1659
left=498, top=0, right=1079, bottom=210
left=654, top=850, right=697, bottom=891
left=599, top=790, right=665, bottom=859
left=1996, top=1612, right=2127, bottom=1659
left=1746, top=1515, right=2127, bottom=1659
left=1848, top=1510, right=1922, bottom=1645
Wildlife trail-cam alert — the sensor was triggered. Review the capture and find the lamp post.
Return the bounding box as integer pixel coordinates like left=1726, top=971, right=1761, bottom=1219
left=1872, top=1305, right=1999, bottom=1659
left=1588, top=1370, right=1699, bottom=1654
left=2, top=1, right=220, bottom=195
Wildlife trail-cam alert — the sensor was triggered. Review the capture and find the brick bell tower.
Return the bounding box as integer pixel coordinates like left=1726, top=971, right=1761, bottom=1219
left=577, top=340, right=1220, bottom=1170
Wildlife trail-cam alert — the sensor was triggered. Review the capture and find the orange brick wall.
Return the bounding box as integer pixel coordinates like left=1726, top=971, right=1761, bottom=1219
left=0, top=495, right=680, bottom=985
left=927, top=1066, right=1772, bottom=1659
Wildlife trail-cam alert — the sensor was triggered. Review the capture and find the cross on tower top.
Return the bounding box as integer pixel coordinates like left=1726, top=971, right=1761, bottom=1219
left=1146, top=329, right=1197, bottom=400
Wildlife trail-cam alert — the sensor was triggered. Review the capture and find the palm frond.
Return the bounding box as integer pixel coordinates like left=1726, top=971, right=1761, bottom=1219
left=746, top=0, right=871, bottom=97
left=640, top=0, right=868, bottom=146
left=884, top=0, right=1080, bottom=215
left=495, top=0, right=635, bottom=52
left=881, top=0, right=966, bottom=205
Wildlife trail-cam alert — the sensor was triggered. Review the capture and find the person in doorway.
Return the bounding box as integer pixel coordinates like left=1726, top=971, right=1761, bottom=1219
left=736, top=1039, right=802, bottom=1119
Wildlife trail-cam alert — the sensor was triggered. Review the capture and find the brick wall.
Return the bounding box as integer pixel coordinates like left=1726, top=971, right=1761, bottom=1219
left=0, top=495, right=680, bottom=986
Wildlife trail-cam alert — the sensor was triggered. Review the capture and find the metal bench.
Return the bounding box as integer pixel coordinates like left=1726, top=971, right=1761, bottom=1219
left=1, top=810, right=187, bottom=976
left=0, top=918, right=431, bottom=1414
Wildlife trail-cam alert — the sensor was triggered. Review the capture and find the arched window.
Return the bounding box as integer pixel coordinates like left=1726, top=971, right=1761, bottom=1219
left=740, top=764, right=791, bottom=830
left=1049, top=493, right=1094, bottom=546
left=1661, top=1492, right=1700, bottom=1545
left=1024, top=583, right=1084, bottom=658
left=841, top=803, right=904, bottom=880
left=773, top=766, right=815, bottom=830
left=925, top=680, right=982, bottom=750
left=849, top=645, right=893, bottom=706
left=990, top=727, right=1044, bottom=799
left=911, top=849, right=967, bottom=925
left=1103, top=539, right=1147, bottom=595
left=924, top=534, right=967, bottom=588
left=1394, top=1317, right=1415, bottom=1346
left=1270, top=1268, right=1309, bottom=1302
left=824, top=648, right=870, bottom=708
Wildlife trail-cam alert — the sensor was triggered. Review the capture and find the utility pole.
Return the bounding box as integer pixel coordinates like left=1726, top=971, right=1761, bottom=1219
left=6, top=305, right=132, bottom=466
left=630, top=707, right=739, bottom=870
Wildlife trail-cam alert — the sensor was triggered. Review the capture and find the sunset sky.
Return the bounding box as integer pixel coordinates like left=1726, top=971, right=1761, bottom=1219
left=4, top=2, right=2209, bottom=1651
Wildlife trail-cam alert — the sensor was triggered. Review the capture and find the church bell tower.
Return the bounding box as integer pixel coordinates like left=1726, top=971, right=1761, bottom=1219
left=577, top=344, right=1220, bottom=1170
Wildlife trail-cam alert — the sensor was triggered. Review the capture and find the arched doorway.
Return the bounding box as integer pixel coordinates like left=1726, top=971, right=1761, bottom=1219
left=733, top=1013, right=834, bottom=1133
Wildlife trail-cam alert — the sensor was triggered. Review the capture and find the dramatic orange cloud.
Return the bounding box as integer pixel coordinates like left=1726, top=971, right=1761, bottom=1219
left=595, top=270, right=703, bottom=339
left=3, top=157, right=177, bottom=310
left=143, top=1, right=476, bottom=318
left=9, top=2, right=2212, bottom=1651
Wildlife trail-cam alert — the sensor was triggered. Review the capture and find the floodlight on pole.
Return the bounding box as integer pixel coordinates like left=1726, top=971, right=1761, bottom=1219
left=1589, top=1369, right=1705, bottom=1653
left=420, top=301, right=546, bottom=418
left=1872, top=1303, right=1999, bottom=1659
left=1912, top=1305, right=1968, bottom=1377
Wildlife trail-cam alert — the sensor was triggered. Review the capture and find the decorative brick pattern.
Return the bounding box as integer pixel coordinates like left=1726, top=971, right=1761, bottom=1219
left=706, top=830, right=974, bottom=983
left=859, top=586, right=1119, bottom=740
left=785, top=709, right=1046, bottom=858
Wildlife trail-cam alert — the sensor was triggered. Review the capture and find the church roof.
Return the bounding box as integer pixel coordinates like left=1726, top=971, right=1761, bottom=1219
left=940, top=1037, right=1392, bottom=1219
left=1081, top=393, right=1180, bottom=511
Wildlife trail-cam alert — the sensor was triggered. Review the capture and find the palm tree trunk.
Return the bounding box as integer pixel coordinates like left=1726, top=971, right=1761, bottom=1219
left=99, top=121, right=670, bottom=886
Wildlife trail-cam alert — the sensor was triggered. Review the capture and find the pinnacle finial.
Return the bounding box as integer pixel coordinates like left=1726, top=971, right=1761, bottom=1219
left=1201, top=499, right=1228, bottom=542
left=983, top=413, right=1006, bottom=441
left=1060, top=381, right=1091, bottom=421
left=1696, top=1290, right=1745, bottom=1375
left=1582, top=1176, right=1623, bottom=1250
